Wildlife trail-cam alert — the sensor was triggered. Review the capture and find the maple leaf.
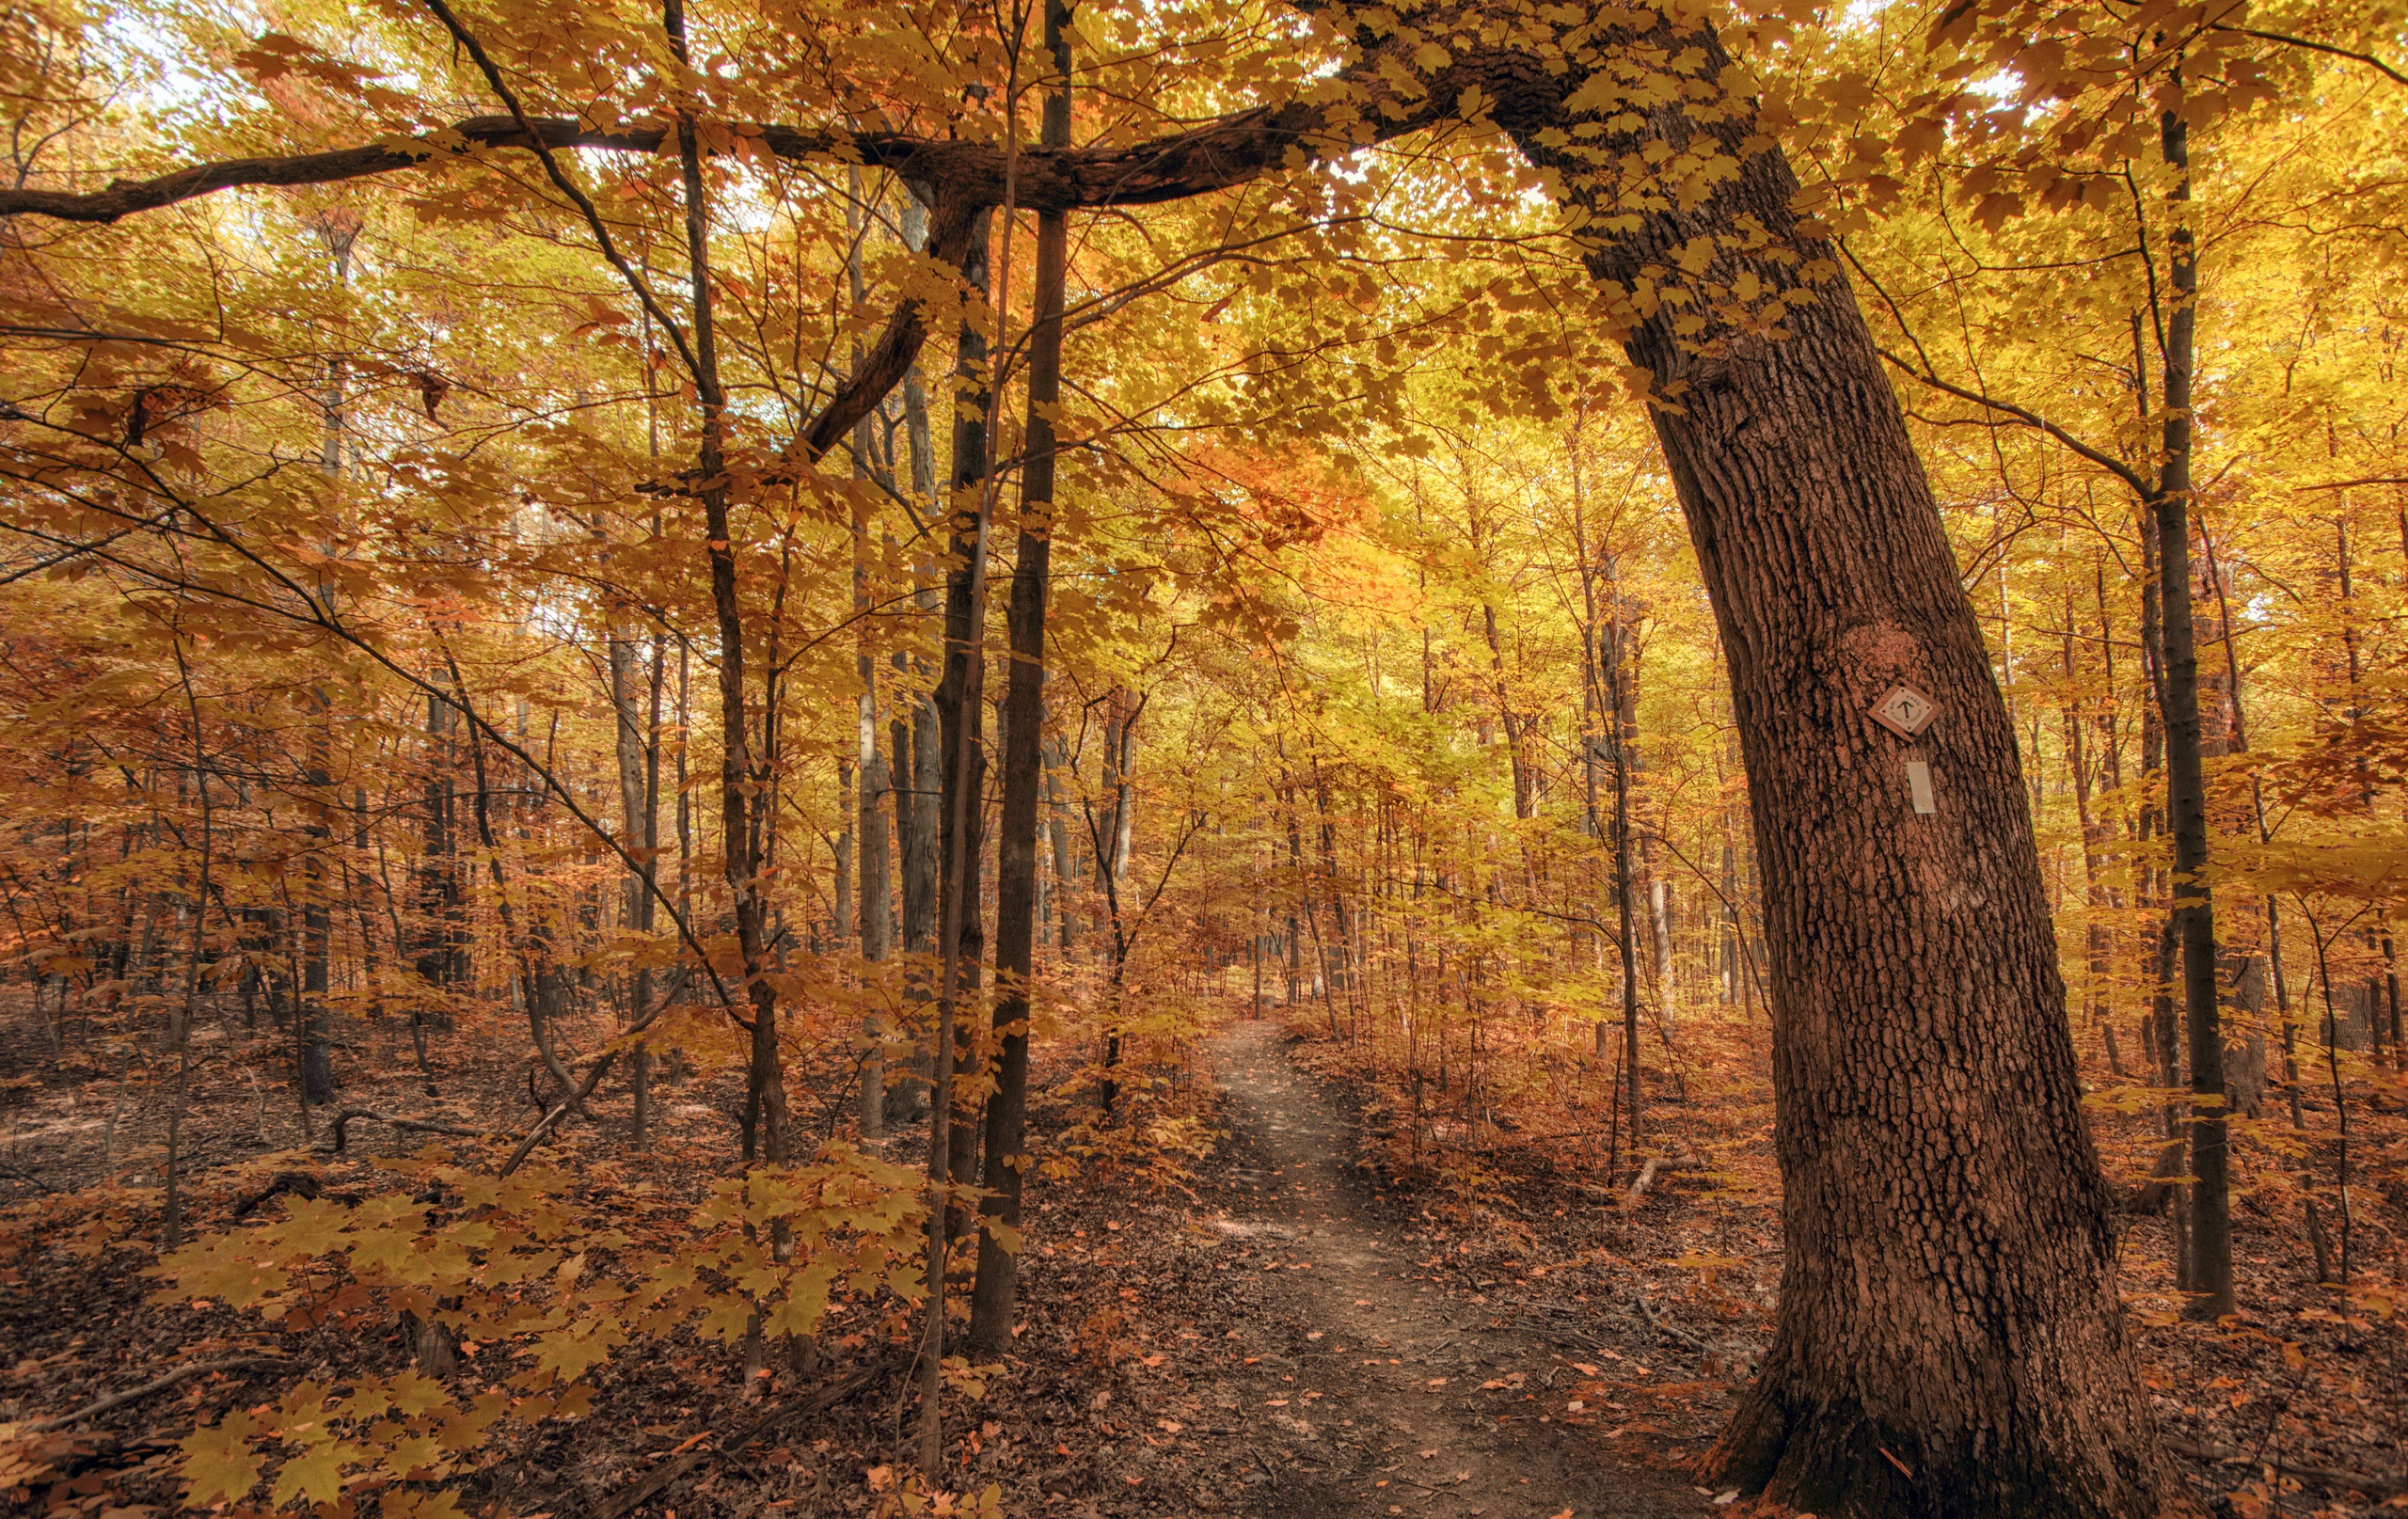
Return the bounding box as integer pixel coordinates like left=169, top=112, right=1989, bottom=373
left=179, top=1412, right=263, bottom=1507
left=165, top=1253, right=291, bottom=1310
left=377, top=1432, right=449, bottom=1480
left=264, top=1196, right=354, bottom=1258
left=269, top=1442, right=345, bottom=1509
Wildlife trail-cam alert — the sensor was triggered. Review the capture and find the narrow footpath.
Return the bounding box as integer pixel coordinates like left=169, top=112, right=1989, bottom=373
left=1186, top=1020, right=1704, bottom=1518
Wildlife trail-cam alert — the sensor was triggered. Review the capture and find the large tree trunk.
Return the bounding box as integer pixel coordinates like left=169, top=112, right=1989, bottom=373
left=1479, top=23, right=2185, bottom=1515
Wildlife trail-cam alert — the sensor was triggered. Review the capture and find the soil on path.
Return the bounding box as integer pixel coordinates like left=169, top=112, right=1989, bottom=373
left=1193, top=1021, right=1704, bottom=1519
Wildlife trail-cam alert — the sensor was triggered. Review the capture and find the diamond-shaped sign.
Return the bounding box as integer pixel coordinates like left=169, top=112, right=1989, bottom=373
left=1870, top=683, right=1939, bottom=739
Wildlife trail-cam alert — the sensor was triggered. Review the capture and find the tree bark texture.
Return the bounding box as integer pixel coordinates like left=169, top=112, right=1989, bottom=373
left=935, top=207, right=995, bottom=1219
left=1481, top=23, right=2187, bottom=1516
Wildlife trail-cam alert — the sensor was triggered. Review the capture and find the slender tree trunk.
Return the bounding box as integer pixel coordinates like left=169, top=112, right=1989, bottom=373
left=163, top=643, right=212, bottom=1248
left=888, top=198, right=944, bottom=1128
left=2150, top=108, right=2232, bottom=1317
left=860, top=739, right=893, bottom=1137
left=1599, top=556, right=1644, bottom=1151
left=917, top=182, right=1001, bottom=1479
left=972, top=4, right=1072, bottom=1349
left=896, top=188, right=944, bottom=986
left=936, top=213, right=995, bottom=1210
left=610, top=627, right=661, bottom=1144
left=2063, top=599, right=2121, bottom=1073
left=667, top=3, right=788, bottom=1163
left=1044, top=736, right=1076, bottom=952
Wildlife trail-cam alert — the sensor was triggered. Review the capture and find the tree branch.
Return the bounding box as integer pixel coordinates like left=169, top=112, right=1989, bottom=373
left=1874, top=345, right=2154, bottom=498
left=2210, top=24, right=2408, bottom=87
left=0, top=24, right=1492, bottom=224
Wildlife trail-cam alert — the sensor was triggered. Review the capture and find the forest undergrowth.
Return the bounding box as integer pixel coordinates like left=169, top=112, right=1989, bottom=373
left=4, top=988, right=2403, bottom=1519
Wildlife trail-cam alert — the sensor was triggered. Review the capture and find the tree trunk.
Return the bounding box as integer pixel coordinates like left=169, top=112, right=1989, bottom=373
left=2151, top=109, right=2232, bottom=1317
left=1044, top=736, right=1076, bottom=952
left=972, top=8, right=1072, bottom=1348
left=1483, top=22, right=2183, bottom=1511
left=610, top=627, right=661, bottom=1145
left=664, top=21, right=789, bottom=1163
left=1599, top=560, right=1643, bottom=1153
left=859, top=745, right=893, bottom=1139
left=935, top=206, right=995, bottom=1215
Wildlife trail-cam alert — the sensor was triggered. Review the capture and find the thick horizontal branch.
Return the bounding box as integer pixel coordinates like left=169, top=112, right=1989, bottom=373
left=0, top=116, right=672, bottom=222
left=0, top=29, right=1497, bottom=224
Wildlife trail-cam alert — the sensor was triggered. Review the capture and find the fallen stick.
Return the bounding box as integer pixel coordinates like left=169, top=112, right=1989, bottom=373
left=590, top=1361, right=893, bottom=1519
left=329, top=1109, right=486, bottom=1155
left=499, top=972, right=692, bottom=1179
left=2162, top=1436, right=2408, bottom=1497
left=1622, top=1153, right=1705, bottom=1209
left=1631, top=1291, right=1706, bottom=1350
left=22, top=1355, right=291, bottom=1432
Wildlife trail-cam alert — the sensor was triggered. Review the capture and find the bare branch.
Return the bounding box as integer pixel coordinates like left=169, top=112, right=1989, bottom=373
left=1874, top=345, right=2154, bottom=498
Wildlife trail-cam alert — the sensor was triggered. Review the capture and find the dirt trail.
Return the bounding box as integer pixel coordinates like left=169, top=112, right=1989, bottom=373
left=1195, top=1021, right=1702, bottom=1519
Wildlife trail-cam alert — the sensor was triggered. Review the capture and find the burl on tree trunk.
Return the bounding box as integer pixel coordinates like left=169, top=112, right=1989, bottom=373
left=1482, top=22, right=2187, bottom=1518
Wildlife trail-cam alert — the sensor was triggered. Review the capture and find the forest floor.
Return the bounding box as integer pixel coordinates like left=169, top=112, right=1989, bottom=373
left=2, top=1003, right=2404, bottom=1518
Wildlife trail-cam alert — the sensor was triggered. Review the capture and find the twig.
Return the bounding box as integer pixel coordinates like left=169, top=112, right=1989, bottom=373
left=21, top=1356, right=291, bottom=1432
left=328, top=1109, right=485, bottom=1154
left=0, top=1159, right=58, bottom=1193
left=1873, top=346, right=2152, bottom=498
left=2207, top=25, right=2408, bottom=87
left=498, top=972, right=690, bottom=1178
left=591, top=1361, right=894, bottom=1519
left=1630, top=1291, right=1705, bottom=1350
left=2162, top=1436, right=2408, bottom=1497
left=1250, top=1445, right=1280, bottom=1490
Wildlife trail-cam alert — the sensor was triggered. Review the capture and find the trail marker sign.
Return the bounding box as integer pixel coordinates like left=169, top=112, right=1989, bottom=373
left=1870, top=684, right=1939, bottom=740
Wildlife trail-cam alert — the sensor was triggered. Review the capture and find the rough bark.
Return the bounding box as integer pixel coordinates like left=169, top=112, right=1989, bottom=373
left=1465, top=24, right=2187, bottom=1514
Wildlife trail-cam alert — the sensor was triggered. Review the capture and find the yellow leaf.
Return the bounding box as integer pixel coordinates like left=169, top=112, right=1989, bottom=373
left=179, top=1411, right=263, bottom=1507
left=268, top=1442, right=342, bottom=1509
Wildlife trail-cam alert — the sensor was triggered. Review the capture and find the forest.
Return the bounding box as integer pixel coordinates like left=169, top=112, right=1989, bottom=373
left=0, top=0, right=2403, bottom=1514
